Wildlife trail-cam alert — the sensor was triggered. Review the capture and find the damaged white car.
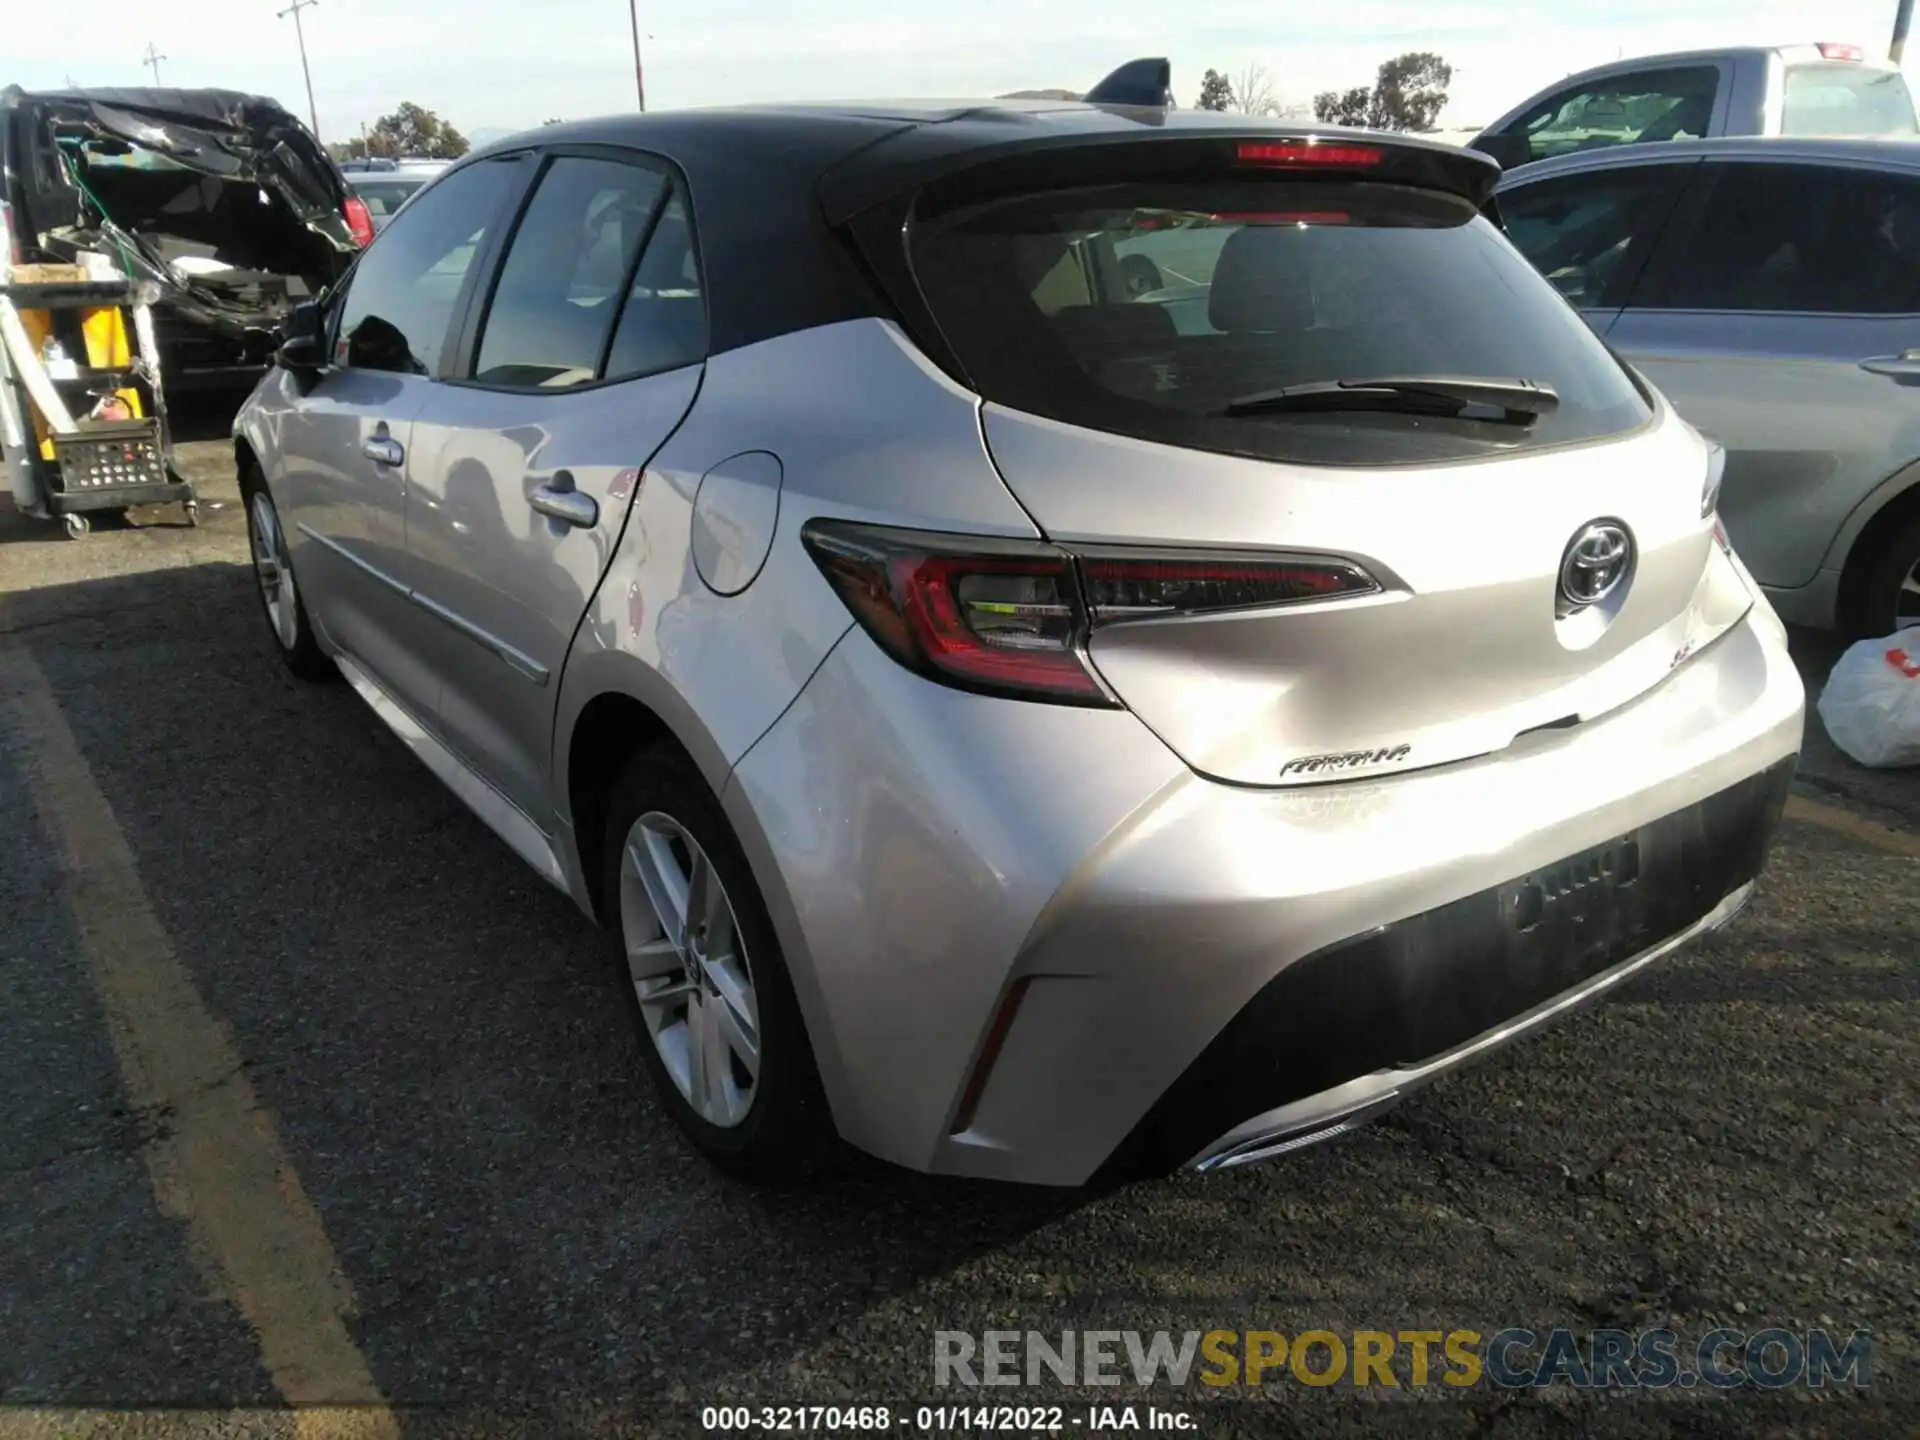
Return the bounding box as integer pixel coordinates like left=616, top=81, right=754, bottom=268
left=0, top=85, right=364, bottom=391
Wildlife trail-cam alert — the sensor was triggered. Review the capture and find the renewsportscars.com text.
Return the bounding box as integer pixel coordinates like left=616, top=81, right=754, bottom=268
left=933, top=1327, right=1873, bottom=1390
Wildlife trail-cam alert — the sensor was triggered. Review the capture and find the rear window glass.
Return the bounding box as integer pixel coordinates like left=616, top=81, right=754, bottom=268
left=1781, top=65, right=1919, bottom=137
left=910, top=180, right=1652, bottom=467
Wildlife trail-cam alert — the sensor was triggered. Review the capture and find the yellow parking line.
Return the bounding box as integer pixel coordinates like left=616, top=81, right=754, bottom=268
left=1784, top=794, right=1920, bottom=859
left=0, top=647, right=396, bottom=1437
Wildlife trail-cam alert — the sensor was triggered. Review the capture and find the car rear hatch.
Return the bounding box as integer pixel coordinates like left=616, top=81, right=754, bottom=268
left=839, top=124, right=1748, bottom=786
left=10, top=89, right=359, bottom=341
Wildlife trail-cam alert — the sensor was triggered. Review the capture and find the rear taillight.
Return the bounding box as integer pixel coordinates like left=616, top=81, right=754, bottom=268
left=1237, top=140, right=1383, bottom=168
left=1818, top=42, right=1866, bottom=60
left=801, top=520, right=1377, bottom=706
left=343, top=196, right=375, bottom=247
left=1078, top=553, right=1376, bottom=622
left=0, top=201, right=20, bottom=266
left=802, top=522, right=1109, bottom=703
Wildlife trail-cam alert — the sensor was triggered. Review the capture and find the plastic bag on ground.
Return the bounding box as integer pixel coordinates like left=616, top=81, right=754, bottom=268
left=1816, top=625, right=1920, bottom=768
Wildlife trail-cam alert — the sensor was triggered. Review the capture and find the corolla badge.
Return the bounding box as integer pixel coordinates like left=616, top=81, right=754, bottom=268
left=1280, top=744, right=1411, bottom=778
left=1558, top=520, right=1634, bottom=608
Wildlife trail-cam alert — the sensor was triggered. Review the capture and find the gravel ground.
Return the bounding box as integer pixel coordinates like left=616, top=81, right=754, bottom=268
left=1, top=421, right=1915, bottom=1438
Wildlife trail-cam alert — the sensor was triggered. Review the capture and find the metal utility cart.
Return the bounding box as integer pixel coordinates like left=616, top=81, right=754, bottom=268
left=0, top=262, right=196, bottom=538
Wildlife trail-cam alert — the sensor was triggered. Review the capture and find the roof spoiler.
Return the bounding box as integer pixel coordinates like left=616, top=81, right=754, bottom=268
left=1085, top=57, right=1173, bottom=108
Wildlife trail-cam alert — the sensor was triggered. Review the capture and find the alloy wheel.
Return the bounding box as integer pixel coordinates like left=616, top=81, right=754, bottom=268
left=618, top=811, right=761, bottom=1128
left=249, top=491, right=300, bottom=652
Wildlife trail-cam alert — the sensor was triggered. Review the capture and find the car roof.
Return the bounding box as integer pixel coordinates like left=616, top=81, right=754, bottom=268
left=472, top=100, right=1496, bottom=215
left=1496, top=134, right=1920, bottom=188
left=1513, top=43, right=1902, bottom=90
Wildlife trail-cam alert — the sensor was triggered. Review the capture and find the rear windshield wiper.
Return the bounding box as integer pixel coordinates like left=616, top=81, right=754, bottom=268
left=1221, top=376, right=1561, bottom=424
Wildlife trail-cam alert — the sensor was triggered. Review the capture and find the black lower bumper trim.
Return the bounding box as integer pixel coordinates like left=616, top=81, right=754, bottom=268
left=1109, top=758, right=1796, bottom=1177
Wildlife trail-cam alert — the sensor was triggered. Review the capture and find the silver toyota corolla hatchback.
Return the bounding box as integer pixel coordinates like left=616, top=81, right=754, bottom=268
left=233, top=102, right=1805, bottom=1186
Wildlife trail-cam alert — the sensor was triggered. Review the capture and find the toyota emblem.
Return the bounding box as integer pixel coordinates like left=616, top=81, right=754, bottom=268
left=1558, top=520, right=1634, bottom=609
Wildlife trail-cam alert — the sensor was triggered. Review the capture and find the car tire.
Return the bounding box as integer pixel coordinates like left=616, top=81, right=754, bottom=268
left=1854, top=511, right=1920, bottom=640
left=240, top=464, right=334, bottom=681
left=601, top=743, right=831, bottom=1181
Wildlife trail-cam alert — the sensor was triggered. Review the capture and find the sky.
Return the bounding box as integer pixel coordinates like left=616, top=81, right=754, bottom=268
left=6, top=0, right=1919, bottom=143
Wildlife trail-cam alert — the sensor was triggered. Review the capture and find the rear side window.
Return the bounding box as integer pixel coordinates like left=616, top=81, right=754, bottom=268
left=1781, top=64, right=1919, bottom=137
left=910, top=180, right=1652, bottom=467
left=1503, top=67, right=1720, bottom=165
left=603, top=193, right=706, bottom=380
left=473, top=156, right=667, bottom=387
left=1499, top=164, right=1691, bottom=308
left=1640, top=162, right=1920, bottom=314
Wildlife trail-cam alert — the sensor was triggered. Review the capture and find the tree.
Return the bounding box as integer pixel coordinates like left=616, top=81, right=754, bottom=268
left=1311, top=52, right=1453, bottom=132
left=367, top=102, right=470, bottom=159
left=1234, top=62, right=1281, bottom=117
left=1370, top=52, right=1453, bottom=131
left=1195, top=69, right=1235, bottom=112
left=1313, top=86, right=1373, bottom=126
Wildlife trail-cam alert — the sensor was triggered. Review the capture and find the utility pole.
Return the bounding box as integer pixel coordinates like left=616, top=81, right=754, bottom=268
left=278, top=0, right=323, bottom=143
left=1896, top=0, right=1917, bottom=63
left=141, top=43, right=166, bottom=85
left=628, top=0, right=647, bottom=111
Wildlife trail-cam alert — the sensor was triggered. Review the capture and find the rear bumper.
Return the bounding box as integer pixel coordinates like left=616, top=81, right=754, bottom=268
left=726, top=602, right=1805, bottom=1187
left=1187, top=878, right=1758, bottom=1172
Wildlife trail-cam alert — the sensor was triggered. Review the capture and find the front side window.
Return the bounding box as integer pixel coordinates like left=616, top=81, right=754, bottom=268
left=472, top=156, right=668, bottom=387
left=1506, top=67, right=1720, bottom=164
left=911, top=178, right=1652, bottom=467
left=334, top=158, right=520, bottom=374
left=1781, top=64, right=1919, bottom=137
left=1642, top=162, right=1920, bottom=314
left=1498, top=164, right=1691, bottom=308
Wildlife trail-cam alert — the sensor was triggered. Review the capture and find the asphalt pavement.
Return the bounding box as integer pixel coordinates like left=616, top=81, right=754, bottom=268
left=0, top=420, right=1916, bottom=1438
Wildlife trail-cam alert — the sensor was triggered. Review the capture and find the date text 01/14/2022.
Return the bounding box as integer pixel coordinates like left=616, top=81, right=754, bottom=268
left=699, top=1404, right=1198, bottom=1431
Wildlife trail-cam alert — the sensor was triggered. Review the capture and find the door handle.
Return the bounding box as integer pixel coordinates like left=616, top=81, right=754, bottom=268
left=530, top=469, right=597, bottom=529
left=1860, top=351, right=1920, bottom=378
left=362, top=435, right=405, bottom=466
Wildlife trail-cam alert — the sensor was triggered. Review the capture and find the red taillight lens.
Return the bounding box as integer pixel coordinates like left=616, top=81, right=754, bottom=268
left=1818, top=42, right=1866, bottom=60
left=343, top=196, right=375, bottom=247
left=801, top=522, right=1112, bottom=705
left=1237, top=140, right=1382, bottom=169
left=1078, top=553, right=1377, bottom=622
left=802, top=521, right=1380, bottom=706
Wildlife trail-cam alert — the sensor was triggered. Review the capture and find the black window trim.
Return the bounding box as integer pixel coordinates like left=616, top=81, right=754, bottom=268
left=1625, top=154, right=1920, bottom=318
left=441, top=140, right=707, bottom=396
left=318, top=150, right=537, bottom=380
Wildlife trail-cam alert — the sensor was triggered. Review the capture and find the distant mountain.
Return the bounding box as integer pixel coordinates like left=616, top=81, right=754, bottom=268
left=997, top=89, right=1082, bottom=101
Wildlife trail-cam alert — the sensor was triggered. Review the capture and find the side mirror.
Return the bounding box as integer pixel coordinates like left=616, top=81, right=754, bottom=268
left=282, top=300, right=323, bottom=341
left=1470, top=132, right=1532, bottom=171
left=276, top=333, right=325, bottom=371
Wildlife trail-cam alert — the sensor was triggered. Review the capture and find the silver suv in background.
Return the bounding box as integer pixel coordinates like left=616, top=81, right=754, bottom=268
left=1498, top=137, right=1920, bottom=637
left=1473, top=44, right=1918, bottom=174
left=345, top=159, right=451, bottom=233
